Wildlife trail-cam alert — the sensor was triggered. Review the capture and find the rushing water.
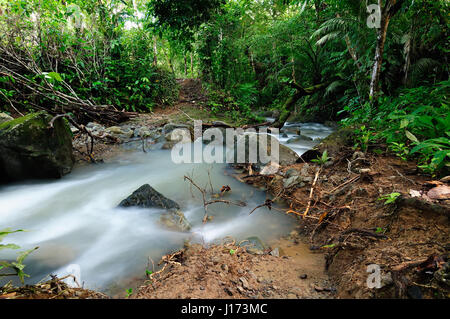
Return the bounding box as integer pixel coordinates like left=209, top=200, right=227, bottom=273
left=0, top=121, right=333, bottom=294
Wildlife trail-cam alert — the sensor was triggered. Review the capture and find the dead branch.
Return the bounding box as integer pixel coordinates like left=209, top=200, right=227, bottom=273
left=303, top=167, right=321, bottom=217
left=249, top=199, right=273, bottom=215
left=184, top=175, right=247, bottom=223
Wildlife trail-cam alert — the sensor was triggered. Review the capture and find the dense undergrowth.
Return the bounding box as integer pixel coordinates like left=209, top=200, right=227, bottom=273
left=0, top=0, right=448, bottom=171
left=0, top=0, right=179, bottom=117
left=345, top=81, right=449, bottom=176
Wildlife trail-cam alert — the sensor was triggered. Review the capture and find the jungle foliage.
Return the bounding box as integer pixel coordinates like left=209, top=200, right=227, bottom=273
left=149, top=0, right=449, bottom=175
left=0, top=0, right=448, bottom=174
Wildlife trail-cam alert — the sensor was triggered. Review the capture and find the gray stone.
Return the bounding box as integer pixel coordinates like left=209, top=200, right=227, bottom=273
left=119, top=184, right=191, bottom=232
left=287, top=135, right=313, bottom=144
left=231, top=133, right=300, bottom=166
left=283, top=176, right=304, bottom=189
left=239, top=277, right=250, bottom=290
left=163, top=123, right=192, bottom=135
left=300, top=164, right=310, bottom=176
left=285, top=168, right=299, bottom=178
left=269, top=247, right=280, bottom=257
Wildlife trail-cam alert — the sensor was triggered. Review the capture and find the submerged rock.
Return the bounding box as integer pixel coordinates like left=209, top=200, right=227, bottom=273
left=286, top=135, right=313, bottom=143
left=119, top=184, right=191, bottom=232
left=0, top=111, right=74, bottom=183
left=240, top=236, right=267, bottom=255
left=283, top=126, right=301, bottom=135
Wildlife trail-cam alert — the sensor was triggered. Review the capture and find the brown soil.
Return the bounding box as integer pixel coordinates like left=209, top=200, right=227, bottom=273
left=131, top=143, right=449, bottom=299
left=234, top=146, right=449, bottom=299
left=133, top=237, right=333, bottom=299
left=6, top=80, right=448, bottom=299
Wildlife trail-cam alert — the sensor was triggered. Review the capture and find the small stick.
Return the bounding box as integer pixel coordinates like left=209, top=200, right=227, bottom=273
left=303, top=167, right=321, bottom=217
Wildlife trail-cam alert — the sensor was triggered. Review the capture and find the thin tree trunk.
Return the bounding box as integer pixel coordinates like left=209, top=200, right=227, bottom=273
left=369, top=0, right=406, bottom=100
left=152, top=36, right=158, bottom=67
left=369, top=14, right=390, bottom=100
left=190, top=52, right=194, bottom=77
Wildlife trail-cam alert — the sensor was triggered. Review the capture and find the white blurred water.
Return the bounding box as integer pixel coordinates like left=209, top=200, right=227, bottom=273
left=0, top=121, right=333, bottom=294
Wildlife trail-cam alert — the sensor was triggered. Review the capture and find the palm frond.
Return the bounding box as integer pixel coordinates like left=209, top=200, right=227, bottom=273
left=410, top=58, right=441, bottom=82
left=324, top=80, right=346, bottom=97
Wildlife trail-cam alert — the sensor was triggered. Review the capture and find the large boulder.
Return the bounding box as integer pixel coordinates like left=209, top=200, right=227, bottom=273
left=300, top=127, right=354, bottom=162
left=119, top=184, right=191, bottom=232
left=0, top=111, right=74, bottom=183
left=230, top=133, right=300, bottom=166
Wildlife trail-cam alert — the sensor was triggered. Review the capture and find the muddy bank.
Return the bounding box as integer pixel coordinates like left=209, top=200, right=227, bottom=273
left=234, top=129, right=450, bottom=299
left=133, top=236, right=332, bottom=299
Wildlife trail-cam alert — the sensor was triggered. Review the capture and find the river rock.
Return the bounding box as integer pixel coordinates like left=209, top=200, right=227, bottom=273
left=287, top=135, right=313, bottom=143
left=260, top=162, right=280, bottom=176
left=0, top=112, right=14, bottom=124
left=162, top=128, right=192, bottom=149
left=0, top=111, right=74, bottom=183
left=118, top=184, right=191, bottom=232
left=285, top=168, right=300, bottom=178
left=106, top=126, right=134, bottom=139
left=301, top=127, right=354, bottom=161
left=283, top=126, right=301, bottom=135
left=231, top=133, right=300, bottom=166
left=283, top=176, right=305, bottom=189
left=163, top=122, right=192, bottom=135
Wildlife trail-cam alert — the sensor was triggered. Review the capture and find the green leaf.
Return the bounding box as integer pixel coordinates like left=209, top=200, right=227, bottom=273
left=0, top=243, right=21, bottom=251
left=16, top=247, right=38, bottom=265
left=0, top=228, right=24, bottom=242
left=400, top=119, right=409, bottom=129
left=405, top=130, right=419, bottom=143
left=43, top=72, right=63, bottom=82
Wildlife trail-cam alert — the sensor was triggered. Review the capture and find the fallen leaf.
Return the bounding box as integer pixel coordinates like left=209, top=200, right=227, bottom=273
left=318, top=211, right=328, bottom=224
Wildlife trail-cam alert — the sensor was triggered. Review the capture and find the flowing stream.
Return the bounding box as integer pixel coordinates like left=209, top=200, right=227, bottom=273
left=0, top=121, right=333, bottom=294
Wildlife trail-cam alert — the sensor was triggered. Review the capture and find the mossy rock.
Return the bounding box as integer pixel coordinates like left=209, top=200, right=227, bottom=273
left=0, top=111, right=74, bottom=183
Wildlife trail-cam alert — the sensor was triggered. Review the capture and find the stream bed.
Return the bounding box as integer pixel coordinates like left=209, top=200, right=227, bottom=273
left=0, top=121, right=333, bottom=294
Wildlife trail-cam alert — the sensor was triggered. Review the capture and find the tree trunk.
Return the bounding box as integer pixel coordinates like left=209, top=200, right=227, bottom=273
left=152, top=36, right=158, bottom=67
left=369, top=0, right=406, bottom=100
left=272, top=82, right=330, bottom=128
left=190, top=52, right=194, bottom=77
left=369, top=14, right=390, bottom=100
